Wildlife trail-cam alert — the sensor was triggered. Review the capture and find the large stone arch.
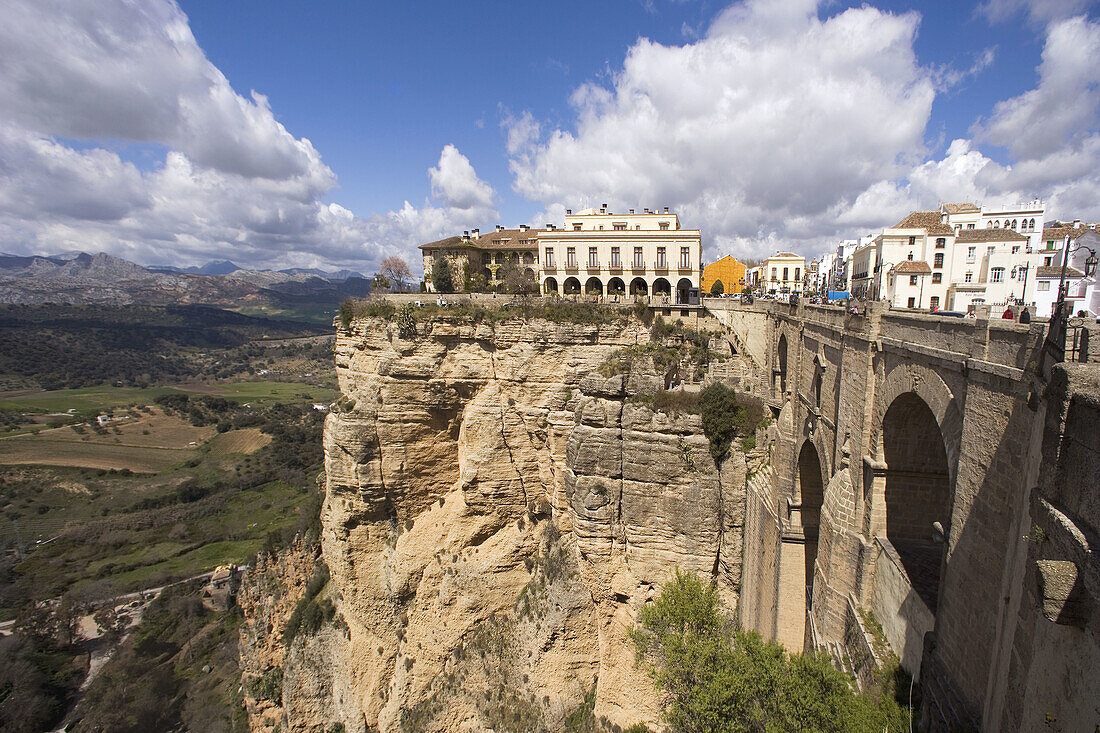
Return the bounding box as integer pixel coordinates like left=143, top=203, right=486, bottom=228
left=869, top=362, right=962, bottom=486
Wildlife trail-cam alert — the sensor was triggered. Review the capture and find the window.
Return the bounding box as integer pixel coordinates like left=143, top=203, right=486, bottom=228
left=680, top=247, right=690, bottom=268
left=967, top=223, right=975, bottom=229
left=567, top=247, right=576, bottom=268
left=909, top=275, right=919, bottom=285
left=656, top=247, right=666, bottom=268
left=934, top=253, right=944, bottom=268
left=991, top=267, right=1004, bottom=283
left=588, top=247, right=598, bottom=268
left=633, top=247, right=644, bottom=268
left=1038, top=281, right=1051, bottom=291
left=932, top=272, right=942, bottom=283
left=783, top=267, right=789, bottom=281
left=930, top=296, right=940, bottom=309
left=794, top=268, right=800, bottom=281
left=908, top=236, right=916, bottom=245
left=771, top=267, right=778, bottom=280
left=659, top=222, right=669, bottom=230
left=987, top=246, right=995, bottom=257
left=1045, top=256, right=1054, bottom=266
left=908, top=297, right=916, bottom=308
left=965, top=271, right=973, bottom=283
left=544, top=247, right=554, bottom=267
left=1012, top=246, right=1020, bottom=254
left=987, top=221, right=993, bottom=228
left=936, top=238, right=945, bottom=248
left=611, top=247, right=620, bottom=268
left=967, top=246, right=976, bottom=262
left=598, top=225, right=604, bottom=230
left=613, top=223, right=626, bottom=231
left=573, top=223, right=582, bottom=231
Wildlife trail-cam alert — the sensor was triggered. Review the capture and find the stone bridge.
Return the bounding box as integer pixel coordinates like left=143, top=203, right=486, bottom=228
left=704, top=299, right=1100, bottom=732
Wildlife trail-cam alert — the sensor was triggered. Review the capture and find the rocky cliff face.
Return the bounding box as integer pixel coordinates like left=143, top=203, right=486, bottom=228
left=261, top=311, right=746, bottom=732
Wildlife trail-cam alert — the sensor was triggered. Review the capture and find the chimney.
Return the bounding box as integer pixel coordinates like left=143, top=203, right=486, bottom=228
left=520, top=224, right=528, bottom=232
left=629, top=209, right=634, bottom=214
left=1074, top=219, right=1082, bottom=228
left=497, top=225, right=504, bottom=232
left=546, top=224, right=555, bottom=230
left=471, top=228, right=479, bottom=237
left=664, top=207, right=669, bottom=213
left=462, top=231, right=470, bottom=242
left=941, top=211, right=948, bottom=224
left=566, top=209, right=572, bottom=215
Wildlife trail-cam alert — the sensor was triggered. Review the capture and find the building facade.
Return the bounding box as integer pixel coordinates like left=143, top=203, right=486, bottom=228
left=540, top=206, right=702, bottom=302
left=702, top=254, right=747, bottom=295
left=760, top=252, right=807, bottom=294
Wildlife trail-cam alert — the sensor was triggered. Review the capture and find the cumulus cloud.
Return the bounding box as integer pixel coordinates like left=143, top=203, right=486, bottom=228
left=429, top=145, right=496, bottom=210
left=506, top=0, right=936, bottom=258
left=0, top=0, right=496, bottom=272
left=506, top=0, right=1100, bottom=258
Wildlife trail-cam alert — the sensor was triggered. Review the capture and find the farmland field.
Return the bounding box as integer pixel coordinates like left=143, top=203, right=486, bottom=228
left=206, top=428, right=271, bottom=455
left=0, top=438, right=193, bottom=472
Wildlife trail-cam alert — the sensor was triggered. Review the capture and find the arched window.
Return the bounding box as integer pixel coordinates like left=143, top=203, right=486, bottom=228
left=1029, top=218, right=1036, bottom=230
left=1011, top=219, right=1018, bottom=230
left=907, top=251, right=914, bottom=260
left=987, top=221, right=993, bottom=228
left=994, top=220, right=1000, bottom=228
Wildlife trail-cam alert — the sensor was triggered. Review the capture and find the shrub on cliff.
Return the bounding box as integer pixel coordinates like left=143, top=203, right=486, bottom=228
left=431, top=257, right=455, bottom=293
left=698, top=383, right=766, bottom=462
left=631, top=570, right=911, bottom=733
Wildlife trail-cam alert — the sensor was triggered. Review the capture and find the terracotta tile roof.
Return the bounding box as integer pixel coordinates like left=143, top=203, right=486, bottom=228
left=767, top=252, right=802, bottom=259
left=1036, top=265, right=1085, bottom=278
left=1042, top=224, right=1100, bottom=243
left=472, top=228, right=544, bottom=250
left=955, top=228, right=1029, bottom=243
left=892, top=260, right=932, bottom=274
left=892, top=210, right=955, bottom=235
left=942, top=202, right=980, bottom=214
left=418, top=235, right=467, bottom=251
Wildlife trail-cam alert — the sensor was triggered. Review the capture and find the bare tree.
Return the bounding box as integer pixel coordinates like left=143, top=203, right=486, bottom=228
left=379, top=256, right=412, bottom=292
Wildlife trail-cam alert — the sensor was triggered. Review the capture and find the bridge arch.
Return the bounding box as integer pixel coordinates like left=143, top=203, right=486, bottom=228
left=866, top=364, right=960, bottom=619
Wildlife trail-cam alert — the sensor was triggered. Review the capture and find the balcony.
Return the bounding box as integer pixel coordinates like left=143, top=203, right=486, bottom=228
left=543, top=262, right=557, bottom=272
left=586, top=260, right=600, bottom=272
left=678, top=261, right=693, bottom=273
left=654, top=261, right=669, bottom=274
left=631, top=261, right=646, bottom=272
left=565, top=261, right=579, bottom=272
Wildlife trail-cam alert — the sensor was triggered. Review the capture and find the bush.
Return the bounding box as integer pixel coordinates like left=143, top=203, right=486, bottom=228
left=698, top=383, right=765, bottom=463
left=710, top=279, right=724, bottom=295
left=631, top=570, right=911, bottom=733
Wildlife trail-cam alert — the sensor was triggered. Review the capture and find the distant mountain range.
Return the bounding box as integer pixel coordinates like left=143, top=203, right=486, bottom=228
left=146, top=259, right=365, bottom=280
left=0, top=251, right=370, bottom=317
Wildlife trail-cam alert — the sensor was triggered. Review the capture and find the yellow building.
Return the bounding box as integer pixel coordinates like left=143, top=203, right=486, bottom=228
left=702, top=255, right=747, bottom=294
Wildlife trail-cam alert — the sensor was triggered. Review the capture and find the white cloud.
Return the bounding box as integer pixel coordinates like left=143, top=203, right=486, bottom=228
left=429, top=145, right=496, bottom=211
left=506, top=0, right=937, bottom=258
left=0, top=0, right=497, bottom=273
left=974, top=16, right=1100, bottom=159
left=507, top=0, right=1100, bottom=259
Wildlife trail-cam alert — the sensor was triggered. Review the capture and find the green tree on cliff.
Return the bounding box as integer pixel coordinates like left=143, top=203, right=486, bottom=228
left=710, top=279, right=724, bottom=296
left=631, top=570, right=911, bottom=732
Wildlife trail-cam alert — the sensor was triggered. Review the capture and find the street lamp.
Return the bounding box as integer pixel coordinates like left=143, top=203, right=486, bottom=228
left=1055, top=235, right=1099, bottom=311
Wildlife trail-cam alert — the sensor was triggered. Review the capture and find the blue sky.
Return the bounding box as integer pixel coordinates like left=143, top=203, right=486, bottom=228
left=0, top=0, right=1097, bottom=272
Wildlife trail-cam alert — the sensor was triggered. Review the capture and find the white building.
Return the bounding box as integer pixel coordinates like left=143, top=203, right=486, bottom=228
left=1033, top=222, right=1100, bottom=317
left=760, top=252, right=807, bottom=294
left=539, top=206, right=702, bottom=303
